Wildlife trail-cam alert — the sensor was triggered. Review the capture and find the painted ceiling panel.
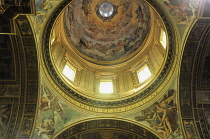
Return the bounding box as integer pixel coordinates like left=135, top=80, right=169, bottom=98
left=64, top=0, right=150, bottom=61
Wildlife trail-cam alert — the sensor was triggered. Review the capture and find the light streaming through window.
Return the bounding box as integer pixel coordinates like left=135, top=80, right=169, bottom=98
left=99, top=81, right=113, bottom=93
left=99, top=2, right=114, bottom=17
left=138, top=66, right=151, bottom=83
left=160, top=29, right=167, bottom=49
left=62, top=65, right=75, bottom=81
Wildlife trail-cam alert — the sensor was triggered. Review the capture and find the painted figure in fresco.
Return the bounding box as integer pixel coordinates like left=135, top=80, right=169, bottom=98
left=163, top=0, right=197, bottom=24
left=33, top=0, right=58, bottom=34
left=150, top=122, right=169, bottom=139
left=135, top=89, right=178, bottom=138
left=40, top=87, right=55, bottom=110
left=136, top=5, right=145, bottom=24
left=153, top=90, right=177, bottom=134
left=36, top=118, right=55, bottom=136
left=35, top=0, right=53, bottom=24
left=35, top=86, right=81, bottom=138
left=64, top=0, right=150, bottom=61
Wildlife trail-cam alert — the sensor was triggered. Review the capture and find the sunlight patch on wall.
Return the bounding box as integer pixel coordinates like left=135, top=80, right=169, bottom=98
left=137, top=66, right=151, bottom=83
left=99, top=81, right=113, bottom=93
left=63, top=65, right=75, bottom=81
left=160, top=29, right=167, bottom=49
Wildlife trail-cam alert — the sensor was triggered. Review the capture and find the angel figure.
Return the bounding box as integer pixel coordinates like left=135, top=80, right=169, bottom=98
left=40, top=87, right=55, bottom=110
left=153, top=89, right=177, bottom=134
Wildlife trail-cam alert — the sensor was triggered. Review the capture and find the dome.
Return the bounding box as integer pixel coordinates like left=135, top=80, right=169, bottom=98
left=64, top=0, right=150, bottom=62
left=48, top=0, right=170, bottom=106
left=2, top=0, right=208, bottom=138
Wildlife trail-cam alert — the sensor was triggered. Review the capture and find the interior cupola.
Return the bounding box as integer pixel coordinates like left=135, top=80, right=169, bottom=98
left=49, top=0, right=170, bottom=103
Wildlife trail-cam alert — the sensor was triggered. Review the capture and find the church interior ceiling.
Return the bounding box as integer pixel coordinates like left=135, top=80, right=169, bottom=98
left=55, top=118, right=159, bottom=139
left=0, top=15, right=38, bottom=138
left=47, top=0, right=173, bottom=103
left=64, top=0, right=150, bottom=61
left=0, top=0, right=210, bottom=139
left=0, top=0, right=36, bottom=34
left=180, top=19, right=210, bottom=138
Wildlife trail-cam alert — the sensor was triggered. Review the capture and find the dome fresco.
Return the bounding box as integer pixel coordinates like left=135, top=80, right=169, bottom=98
left=48, top=0, right=172, bottom=104
left=64, top=0, right=150, bottom=61
left=49, top=0, right=170, bottom=101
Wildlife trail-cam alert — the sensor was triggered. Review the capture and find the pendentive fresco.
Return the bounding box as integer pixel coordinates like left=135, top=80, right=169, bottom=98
left=33, top=86, right=87, bottom=139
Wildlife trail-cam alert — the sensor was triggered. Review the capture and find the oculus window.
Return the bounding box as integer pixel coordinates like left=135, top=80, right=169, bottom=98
left=99, top=81, right=113, bottom=94
left=99, top=2, right=114, bottom=17
left=62, top=65, right=76, bottom=81
left=137, top=66, right=151, bottom=83
left=160, top=29, right=167, bottom=49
